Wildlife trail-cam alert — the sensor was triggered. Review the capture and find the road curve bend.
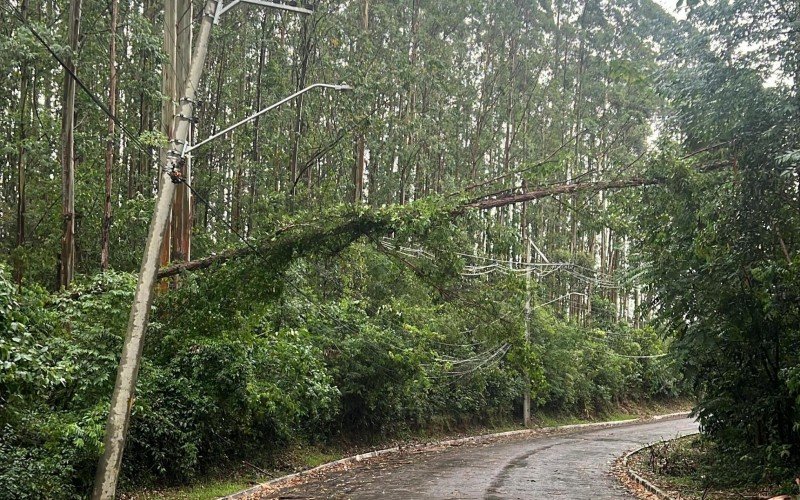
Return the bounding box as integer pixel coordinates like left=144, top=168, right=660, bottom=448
left=253, top=417, right=697, bottom=499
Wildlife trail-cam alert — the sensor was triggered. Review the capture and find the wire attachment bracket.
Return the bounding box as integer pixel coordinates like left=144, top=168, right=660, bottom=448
left=177, top=113, right=198, bottom=124
left=167, top=157, right=186, bottom=184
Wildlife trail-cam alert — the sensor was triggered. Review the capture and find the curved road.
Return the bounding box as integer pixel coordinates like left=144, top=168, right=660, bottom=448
left=255, top=417, right=697, bottom=499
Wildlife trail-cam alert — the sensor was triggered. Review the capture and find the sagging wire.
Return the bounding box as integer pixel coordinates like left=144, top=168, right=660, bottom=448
left=379, top=237, right=626, bottom=289
left=2, top=3, right=154, bottom=160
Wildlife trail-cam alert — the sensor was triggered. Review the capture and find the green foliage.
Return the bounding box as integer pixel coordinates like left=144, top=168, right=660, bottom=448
left=0, top=0, right=691, bottom=495
left=636, top=1, right=800, bottom=482
left=1, top=215, right=681, bottom=495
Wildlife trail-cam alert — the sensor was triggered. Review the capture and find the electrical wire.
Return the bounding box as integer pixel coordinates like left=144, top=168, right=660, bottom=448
left=178, top=178, right=413, bottom=363
left=2, top=2, right=153, bottom=159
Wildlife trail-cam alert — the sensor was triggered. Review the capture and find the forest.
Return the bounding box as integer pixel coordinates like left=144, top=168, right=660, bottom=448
left=0, top=0, right=798, bottom=497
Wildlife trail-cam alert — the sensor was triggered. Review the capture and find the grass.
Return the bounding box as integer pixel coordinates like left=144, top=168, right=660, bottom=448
left=125, top=398, right=693, bottom=499
left=129, top=480, right=255, bottom=500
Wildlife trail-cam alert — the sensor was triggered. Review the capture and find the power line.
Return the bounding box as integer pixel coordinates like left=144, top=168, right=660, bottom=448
left=2, top=3, right=154, bottom=159
left=179, top=178, right=523, bottom=377
left=178, top=178, right=403, bottom=360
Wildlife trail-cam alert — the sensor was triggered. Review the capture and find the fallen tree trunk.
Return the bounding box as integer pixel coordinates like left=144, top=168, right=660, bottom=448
left=158, top=166, right=728, bottom=278
left=158, top=214, right=391, bottom=279
left=461, top=177, right=655, bottom=211
left=158, top=247, right=252, bottom=278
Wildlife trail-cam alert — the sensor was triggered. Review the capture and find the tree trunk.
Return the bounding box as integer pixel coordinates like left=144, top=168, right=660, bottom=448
left=14, top=0, right=30, bottom=288
left=290, top=17, right=311, bottom=196
left=158, top=0, right=177, bottom=273
left=353, top=0, right=368, bottom=204
left=59, top=0, right=82, bottom=289
left=354, top=135, right=365, bottom=203
left=248, top=12, right=269, bottom=236
left=171, top=0, right=193, bottom=263
left=101, top=0, right=119, bottom=271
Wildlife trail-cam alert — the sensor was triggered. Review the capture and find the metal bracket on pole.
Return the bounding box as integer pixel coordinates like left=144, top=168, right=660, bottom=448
left=214, top=0, right=313, bottom=23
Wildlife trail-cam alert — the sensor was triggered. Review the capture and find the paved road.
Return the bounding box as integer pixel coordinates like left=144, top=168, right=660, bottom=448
left=256, top=417, right=698, bottom=499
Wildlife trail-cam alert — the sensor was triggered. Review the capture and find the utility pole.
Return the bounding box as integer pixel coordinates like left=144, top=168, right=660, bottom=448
left=92, top=2, right=217, bottom=497
left=59, top=0, right=82, bottom=289
left=93, top=2, right=316, bottom=497
left=521, top=186, right=532, bottom=427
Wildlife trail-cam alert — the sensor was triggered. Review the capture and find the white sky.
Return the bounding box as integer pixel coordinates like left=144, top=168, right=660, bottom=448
left=653, top=0, right=687, bottom=20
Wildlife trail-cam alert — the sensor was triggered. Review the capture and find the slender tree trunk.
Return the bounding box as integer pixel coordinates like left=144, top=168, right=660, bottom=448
left=59, top=0, right=82, bottom=289
left=14, top=0, right=30, bottom=288
left=353, top=0, right=368, bottom=203
left=503, top=36, right=515, bottom=175
left=248, top=12, right=269, bottom=236
left=101, top=0, right=119, bottom=271
left=354, top=135, right=365, bottom=203
left=159, top=0, right=177, bottom=273
left=290, top=17, right=311, bottom=196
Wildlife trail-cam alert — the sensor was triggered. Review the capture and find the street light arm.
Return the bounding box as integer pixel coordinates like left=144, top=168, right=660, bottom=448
left=183, top=83, right=352, bottom=156
left=214, top=0, right=314, bottom=22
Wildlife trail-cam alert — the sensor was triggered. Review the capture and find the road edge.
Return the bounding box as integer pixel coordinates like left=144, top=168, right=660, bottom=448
left=221, top=411, right=690, bottom=499
left=621, top=430, right=701, bottom=500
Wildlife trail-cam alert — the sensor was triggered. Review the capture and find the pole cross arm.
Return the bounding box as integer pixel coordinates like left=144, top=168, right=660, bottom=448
left=183, top=83, right=352, bottom=157
left=214, top=0, right=314, bottom=23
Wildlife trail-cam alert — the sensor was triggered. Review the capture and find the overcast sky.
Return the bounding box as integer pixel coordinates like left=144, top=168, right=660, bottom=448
left=653, top=0, right=688, bottom=20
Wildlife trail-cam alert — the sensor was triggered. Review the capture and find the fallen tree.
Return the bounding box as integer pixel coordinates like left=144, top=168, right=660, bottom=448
left=158, top=166, right=728, bottom=279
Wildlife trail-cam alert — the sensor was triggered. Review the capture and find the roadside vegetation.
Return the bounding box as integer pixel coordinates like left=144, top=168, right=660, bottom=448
left=1, top=0, right=799, bottom=498
left=626, top=434, right=800, bottom=499
left=0, top=226, right=684, bottom=497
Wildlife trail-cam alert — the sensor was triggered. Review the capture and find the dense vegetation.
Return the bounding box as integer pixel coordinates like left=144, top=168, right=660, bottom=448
left=636, top=0, right=800, bottom=486
left=0, top=0, right=797, bottom=497
left=0, top=222, right=680, bottom=495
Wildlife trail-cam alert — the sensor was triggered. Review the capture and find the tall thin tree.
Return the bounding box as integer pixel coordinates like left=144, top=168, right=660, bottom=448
left=101, top=0, right=119, bottom=271
left=14, top=0, right=30, bottom=288
left=59, top=0, right=83, bottom=289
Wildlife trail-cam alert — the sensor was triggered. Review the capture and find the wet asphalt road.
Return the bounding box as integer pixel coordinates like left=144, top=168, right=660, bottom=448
left=260, top=417, right=698, bottom=499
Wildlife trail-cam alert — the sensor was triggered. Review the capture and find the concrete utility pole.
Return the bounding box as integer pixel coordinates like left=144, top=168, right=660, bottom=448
left=91, top=2, right=217, bottom=497
left=521, top=186, right=532, bottom=427
left=93, top=2, right=316, bottom=497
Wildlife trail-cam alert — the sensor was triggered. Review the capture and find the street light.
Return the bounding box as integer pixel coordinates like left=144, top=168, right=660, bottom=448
left=182, top=83, right=353, bottom=157
left=214, top=0, right=315, bottom=22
